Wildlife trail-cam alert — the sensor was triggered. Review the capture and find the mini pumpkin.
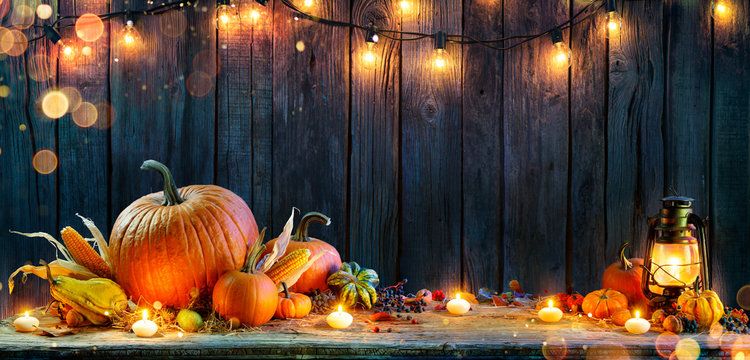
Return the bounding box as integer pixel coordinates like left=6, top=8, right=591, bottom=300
left=602, top=242, right=649, bottom=310
left=275, top=282, right=312, bottom=319
left=677, top=290, right=724, bottom=329
left=327, top=262, right=379, bottom=309
left=581, top=289, right=628, bottom=319
left=611, top=309, right=632, bottom=326
left=212, top=229, right=278, bottom=327
left=651, top=309, right=667, bottom=324
left=663, top=315, right=683, bottom=333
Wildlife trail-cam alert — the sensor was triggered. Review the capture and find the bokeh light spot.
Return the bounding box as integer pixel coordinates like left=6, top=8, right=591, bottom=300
left=542, top=336, right=567, bottom=360
left=32, top=149, right=58, bottom=174
left=81, top=46, right=93, bottom=57
left=160, top=11, right=187, bottom=38
left=186, top=71, right=213, bottom=97
left=19, top=123, right=27, bottom=131
left=737, top=285, right=750, bottom=310
left=1, top=29, right=28, bottom=57
left=673, top=338, right=700, bottom=360
left=295, top=40, right=305, bottom=52
left=75, top=13, right=104, bottom=42
left=36, top=4, right=52, bottom=19
left=93, top=102, right=114, bottom=129
left=731, top=335, right=750, bottom=360
left=59, top=87, right=82, bottom=112
left=11, top=5, right=35, bottom=29
left=655, top=332, right=680, bottom=359
left=72, top=102, right=97, bottom=127
left=41, top=90, right=69, bottom=119
left=0, top=84, right=10, bottom=98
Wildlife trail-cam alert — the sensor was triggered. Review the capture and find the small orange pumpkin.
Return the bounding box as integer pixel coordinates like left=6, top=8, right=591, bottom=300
left=662, top=315, right=683, bottom=333
left=602, top=243, right=649, bottom=310
left=611, top=309, right=632, bottom=326
left=677, top=290, right=724, bottom=329
left=582, top=289, right=629, bottom=319
left=274, top=283, right=312, bottom=319
left=212, top=230, right=278, bottom=327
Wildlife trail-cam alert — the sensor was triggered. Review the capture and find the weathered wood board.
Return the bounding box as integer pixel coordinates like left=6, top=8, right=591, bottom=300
left=0, top=305, right=744, bottom=359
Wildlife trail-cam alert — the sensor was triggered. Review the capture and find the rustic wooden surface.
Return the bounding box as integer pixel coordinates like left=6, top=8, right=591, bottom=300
left=0, top=305, right=745, bottom=359
left=3, top=0, right=750, bottom=319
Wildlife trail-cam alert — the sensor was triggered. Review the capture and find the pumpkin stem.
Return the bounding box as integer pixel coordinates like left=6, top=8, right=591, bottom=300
left=294, top=212, right=330, bottom=242
left=282, top=282, right=290, bottom=299
left=618, top=242, right=633, bottom=271
left=140, top=160, right=184, bottom=206
left=243, top=228, right=267, bottom=273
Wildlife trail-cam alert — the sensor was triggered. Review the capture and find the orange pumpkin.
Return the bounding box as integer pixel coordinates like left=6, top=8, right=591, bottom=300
left=582, top=289, right=629, bottom=319
left=611, top=309, right=632, bottom=326
left=213, top=233, right=278, bottom=327
left=263, top=212, right=341, bottom=293
left=109, top=160, right=259, bottom=307
left=602, top=242, right=649, bottom=310
left=274, top=283, right=312, bottom=319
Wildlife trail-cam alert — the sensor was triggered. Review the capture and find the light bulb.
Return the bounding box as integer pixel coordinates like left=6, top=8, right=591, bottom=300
left=550, top=29, right=571, bottom=68
left=216, top=3, right=237, bottom=29
left=361, top=42, right=377, bottom=69
left=249, top=9, right=262, bottom=24
left=433, top=48, right=448, bottom=70
left=120, top=20, right=141, bottom=49
left=606, top=11, right=622, bottom=37
left=302, top=0, right=315, bottom=9
left=61, top=43, right=77, bottom=61
left=397, top=0, right=414, bottom=16
left=712, top=1, right=731, bottom=20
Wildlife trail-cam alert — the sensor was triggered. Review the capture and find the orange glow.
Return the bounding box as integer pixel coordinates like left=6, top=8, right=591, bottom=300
left=216, top=4, right=236, bottom=29
left=433, top=48, right=448, bottom=70
left=713, top=1, right=731, bottom=20
left=142, top=309, right=149, bottom=320
left=552, top=41, right=571, bottom=68
left=361, top=42, right=377, bottom=69
left=249, top=9, right=261, bottom=24
left=649, top=241, right=701, bottom=294
left=397, top=0, right=415, bottom=17
left=75, top=13, right=104, bottom=42
left=32, top=149, right=58, bottom=174
left=606, top=11, right=622, bottom=38
left=61, top=44, right=77, bottom=61
left=41, top=90, right=69, bottom=118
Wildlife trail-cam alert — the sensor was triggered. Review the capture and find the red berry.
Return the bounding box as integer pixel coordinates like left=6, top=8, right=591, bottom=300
left=411, top=319, right=418, bottom=324
left=373, top=327, right=380, bottom=333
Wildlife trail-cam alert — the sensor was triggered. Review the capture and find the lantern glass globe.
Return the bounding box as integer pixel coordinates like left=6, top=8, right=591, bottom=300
left=648, top=241, right=702, bottom=294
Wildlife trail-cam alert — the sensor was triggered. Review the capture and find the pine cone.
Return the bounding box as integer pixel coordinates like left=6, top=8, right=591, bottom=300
left=311, top=289, right=337, bottom=314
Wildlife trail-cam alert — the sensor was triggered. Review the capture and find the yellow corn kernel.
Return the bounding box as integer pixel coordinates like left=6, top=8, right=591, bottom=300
left=265, top=249, right=311, bottom=284
left=60, top=227, right=111, bottom=279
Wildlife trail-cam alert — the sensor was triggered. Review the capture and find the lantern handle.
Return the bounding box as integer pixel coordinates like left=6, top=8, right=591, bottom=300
left=641, top=216, right=659, bottom=299
left=687, top=213, right=710, bottom=291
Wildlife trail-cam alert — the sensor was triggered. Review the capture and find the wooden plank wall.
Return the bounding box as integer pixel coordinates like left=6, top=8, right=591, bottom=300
left=2, top=0, right=750, bottom=318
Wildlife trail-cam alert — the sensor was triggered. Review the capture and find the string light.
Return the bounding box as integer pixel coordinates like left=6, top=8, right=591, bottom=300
left=361, top=28, right=379, bottom=70
left=550, top=28, right=571, bottom=68
left=43, top=25, right=78, bottom=61
left=605, top=0, right=622, bottom=38
left=301, top=0, right=315, bottom=10
left=712, top=0, right=731, bottom=20
left=249, top=8, right=262, bottom=24
left=216, top=0, right=237, bottom=29
left=120, top=17, right=142, bottom=50
left=432, top=31, right=448, bottom=71
left=397, top=0, right=416, bottom=17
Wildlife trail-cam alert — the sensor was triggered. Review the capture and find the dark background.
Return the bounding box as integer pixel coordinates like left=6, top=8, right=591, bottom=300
left=1, top=0, right=749, bottom=318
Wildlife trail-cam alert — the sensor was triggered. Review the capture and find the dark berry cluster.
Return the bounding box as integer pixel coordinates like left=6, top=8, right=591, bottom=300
left=676, top=313, right=699, bottom=333
left=720, top=307, right=750, bottom=334
left=375, top=279, right=427, bottom=314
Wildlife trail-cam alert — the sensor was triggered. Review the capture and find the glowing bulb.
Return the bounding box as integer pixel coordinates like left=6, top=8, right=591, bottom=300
left=361, top=31, right=379, bottom=70
left=302, top=0, right=314, bottom=8
left=81, top=46, right=92, bottom=57
left=398, top=0, right=414, bottom=16
left=552, top=41, right=571, bottom=68
left=433, top=48, right=448, bottom=70
left=216, top=4, right=236, bottom=29
left=119, top=21, right=141, bottom=50
left=61, top=44, right=77, bottom=61
left=713, top=1, right=731, bottom=19
left=36, top=4, right=53, bottom=20
left=249, top=9, right=261, bottom=24
left=606, top=11, right=622, bottom=37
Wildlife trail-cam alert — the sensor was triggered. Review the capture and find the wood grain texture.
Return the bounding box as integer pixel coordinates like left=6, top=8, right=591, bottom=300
left=569, top=2, right=607, bottom=293
left=250, top=3, right=274, bottom=231
left=710, top=0, right=750, bottom=306
left=109, top=3, right=217, bottom=220
left=349, top=0, right=400, bottom=285
left=606, top=0, right=664, bottom=260
left=57, top=0, right=111, bottom=234
left=664, top=0, right=711, bottom=215
left=502, top=0, right=569, bottom=294
left=0, top=17, right=58, bottom=318
left=271, top=0, right=349, bottom=250
left=399, top=0, right=462, bottom=292
left=461, top=0, right=503, bottom=293
left=216, top=2, right=254, bottom=203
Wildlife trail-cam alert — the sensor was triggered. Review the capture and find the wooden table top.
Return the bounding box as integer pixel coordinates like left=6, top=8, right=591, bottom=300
left=0, top=305, right=747, bottom=359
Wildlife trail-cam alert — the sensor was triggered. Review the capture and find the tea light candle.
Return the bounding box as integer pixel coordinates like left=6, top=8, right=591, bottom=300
left=538, top=299, right=563, bottom=323
left=446, top=293, right=471, bottom=315
left=132, top=310, right=158, bottom=338
left=624, top=310, right=650, bottom=335
left=13, top=312, right=39, bottom=333
left=326, top=305, right=353, bottom=329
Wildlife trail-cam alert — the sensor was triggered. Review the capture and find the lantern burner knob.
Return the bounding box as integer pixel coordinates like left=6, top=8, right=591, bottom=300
left=662, top=196, right=694, bottom=208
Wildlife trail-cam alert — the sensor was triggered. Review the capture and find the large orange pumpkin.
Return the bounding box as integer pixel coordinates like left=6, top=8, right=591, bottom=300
left=213, top=234, right=278, bottom=327
left=582, top=289, right=629, bottom=319
left=602, top=242, right=649, bottom=310
left=263, top=212, right=341, bottom=293
left=109, top=160, right=259, bottom=307
left=274, top=283, right=312, bottom=319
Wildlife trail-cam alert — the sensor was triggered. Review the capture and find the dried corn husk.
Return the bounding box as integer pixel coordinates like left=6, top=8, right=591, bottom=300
left=10, top=230, right=73, bottom=262
left=257, top=208, right=296, bottom=273
left=8, top=259, right=96, bottom=294
left=275, top=251, right=327, bottom=292
left=76, top=213, right=110, bottom=263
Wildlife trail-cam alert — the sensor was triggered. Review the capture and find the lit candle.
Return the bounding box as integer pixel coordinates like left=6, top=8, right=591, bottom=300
left=326, top=305, right=353, bottom=329
left=132, top=310, right=158, bottom=338
left=446, top=293, right=471, bottom=315
left=13, top=312, right=39, bottom=333
left=538, top=300, right=563, bottom=323
left=624, top=310, right=650, bottom=335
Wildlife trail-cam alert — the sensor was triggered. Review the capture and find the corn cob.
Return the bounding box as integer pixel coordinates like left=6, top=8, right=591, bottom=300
left=60, top=227, right=112, bottom=279
left=265, top=249, right=311, bottom=284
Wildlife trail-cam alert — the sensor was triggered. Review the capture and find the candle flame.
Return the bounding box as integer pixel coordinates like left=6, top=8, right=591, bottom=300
left=337, top=305, right=343, bottom=312
left=142, top=309, right=149, bottom=320
left=23, top=311, right=29, bottom=318
left=547, top=299, right=554, bottom=308
left=104, top=311, right=110, bottom=316
left=634, top=310, right=641, bottom=319
left=456, top=293, right=462, bottom=300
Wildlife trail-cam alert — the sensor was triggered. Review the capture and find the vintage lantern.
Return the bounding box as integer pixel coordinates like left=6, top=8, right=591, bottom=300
left=642, top=196, right=710, bottom=301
